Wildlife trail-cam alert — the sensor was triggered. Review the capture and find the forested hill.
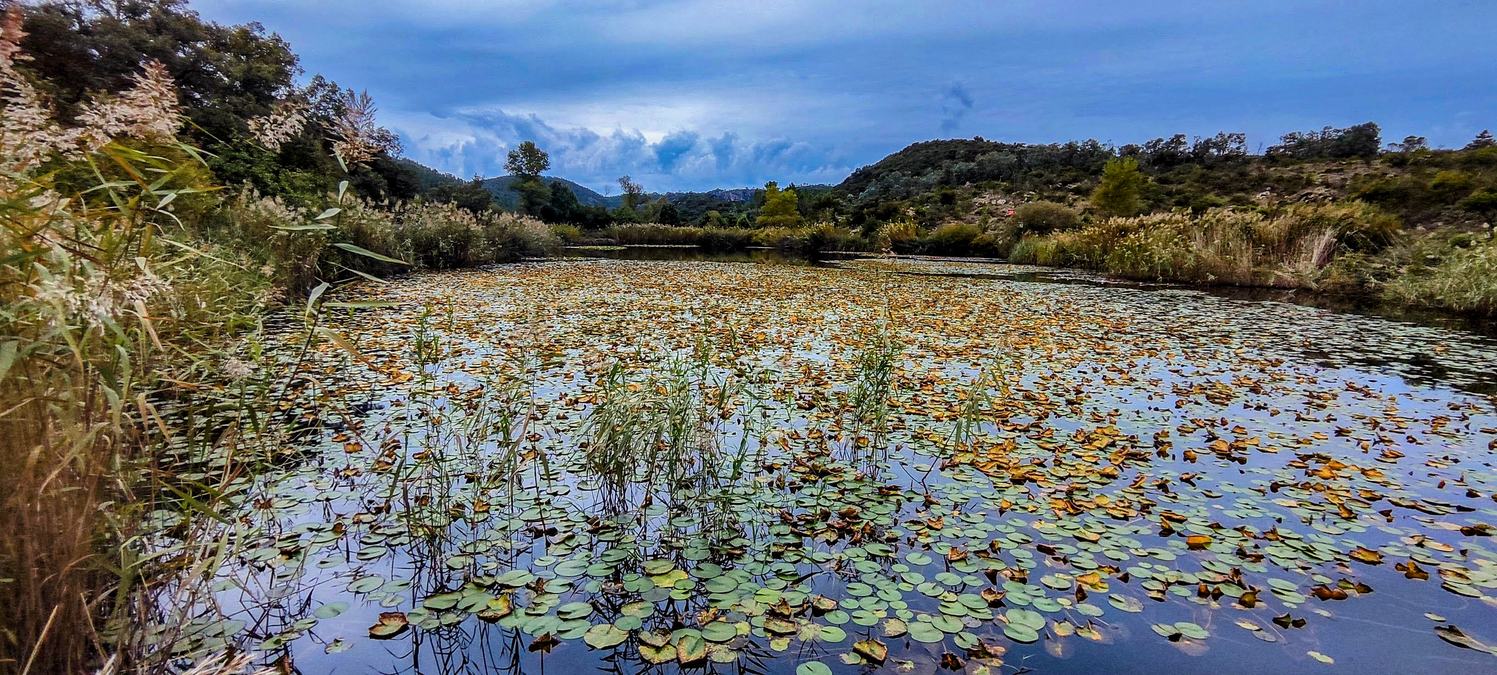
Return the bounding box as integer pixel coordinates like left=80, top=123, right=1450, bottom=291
left=481, top=176, right=620, bottom=210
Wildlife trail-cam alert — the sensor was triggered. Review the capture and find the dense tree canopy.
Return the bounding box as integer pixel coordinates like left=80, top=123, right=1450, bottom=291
left=756, top=181, right=802, bottom=227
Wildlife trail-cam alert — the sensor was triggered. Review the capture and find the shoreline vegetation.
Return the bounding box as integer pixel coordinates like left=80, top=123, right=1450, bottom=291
left=1, top=1, right=1495, bottom=673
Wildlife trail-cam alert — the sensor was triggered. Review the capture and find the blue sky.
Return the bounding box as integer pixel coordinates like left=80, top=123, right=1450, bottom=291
left=194, top=0, right=1497, bottom=193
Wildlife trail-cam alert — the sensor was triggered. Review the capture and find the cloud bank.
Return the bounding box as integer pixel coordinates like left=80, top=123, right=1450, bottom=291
left=194, top=0, right=1497, bottom=192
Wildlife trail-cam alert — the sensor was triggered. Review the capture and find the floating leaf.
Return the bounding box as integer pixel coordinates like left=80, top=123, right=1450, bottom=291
left=853, top=638, right=888, bottom=663
left=369, top=612, right=409, bottom=639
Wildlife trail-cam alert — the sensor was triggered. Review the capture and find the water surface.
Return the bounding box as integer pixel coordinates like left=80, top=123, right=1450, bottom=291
left=160, top=253, right=1497, bottom=674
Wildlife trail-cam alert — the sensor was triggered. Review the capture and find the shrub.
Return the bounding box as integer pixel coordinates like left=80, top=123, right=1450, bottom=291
left=696, top=227, right=755, bottom=251
left=485, top=212, right=561, bottom=259
left=1430, top=170, right=1475, bottom=197
left=1013, top=201, right=1079, bottom=234
left=1460, top=189, right=1497, bottom=215
left=1007, top=235, right=1063, bottom=266
left=752, top=223, right=869, bottom=254
left=550, top=223, right=585, bottom=243
left=219, top=192, right=328, bottom=295
left=875, top=220, right=919, bottom=252
left=922, top=222, right=982, bottom=254
left=393, top=201, right=485, bottom=268
left=606, top=223, right=705, bottom=246
left=969, top=230, right=1008, bottom=257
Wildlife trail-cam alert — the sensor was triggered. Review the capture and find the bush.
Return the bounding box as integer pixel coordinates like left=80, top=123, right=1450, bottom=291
left=485, top=212, right=561, bottom=259
left=696, top=227, right=755, bottom=251
left=922, top=222, right=983, bottom=254
left=969, top=230, right=1008, bottom=257
left=393, top=201, right=486, bottom=269
left=550, top=223, right=585, bottom=243
left=875, top=220, right=919, bottom=252
left=751, top=223, right=869, bottom=254
left=1007, top=235, right=1063, bottom=265
left=219, top=192, right=328, bottom=295
left=1460, top=189, right=1497, bottom=215
left=1013, top=201, right=1079, bottom=234
left=606, top=223, right=705, bottom=246
left=1430, top=170, right=1475, bottom=197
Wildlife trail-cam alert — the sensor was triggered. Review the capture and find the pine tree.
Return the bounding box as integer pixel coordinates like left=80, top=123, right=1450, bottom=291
left=755, top=181, right=802, bottom=227
left=1090, top=157, right=1146, bottom=217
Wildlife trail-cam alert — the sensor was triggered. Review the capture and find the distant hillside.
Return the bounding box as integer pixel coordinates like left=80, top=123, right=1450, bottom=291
left=481, top=176, right=622, bottom=210
left=389, top=158, right=464, bottom=192
left=839, top=139, right=1016, bottom=195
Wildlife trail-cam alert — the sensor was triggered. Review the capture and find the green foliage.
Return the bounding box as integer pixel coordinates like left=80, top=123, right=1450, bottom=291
left=1384, top=231, right=1497, bottom=314
left=1430, top=170, right=1475, bottom=197
left=604, top=222, right=869, bottom=254
left=618, top=175, right=645, bottom=212
left=1460, top=189, right=1497, bottom=215
left=1012, top=202, right=1398, bottom=288
left=875, top=220, right=919, bottom=252
left=550, top=223, right=585, bottom=243
left=922, top=222, right=983, bottom=254
left=1090, top=157, right=1146, bottom=217
left=504, top=140, right=551, bottom=178
left=17, top=0, right=297, bottom=141
left=1013, top=201, right=1080, bottom=234
left=428, top=176, right=498, bottom=214
left=756, top=181, right=803, bottom=227
left=1267, top=122, right=1381, bottom=160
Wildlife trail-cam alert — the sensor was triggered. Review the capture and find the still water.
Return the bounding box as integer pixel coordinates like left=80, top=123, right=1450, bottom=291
left=162, top=251, right=1497, bottom=674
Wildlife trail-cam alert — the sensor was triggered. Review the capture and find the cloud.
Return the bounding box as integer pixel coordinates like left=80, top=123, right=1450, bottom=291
left=940, top=82, right=975, bottom=133
left=385, top=107, right=851, bottom=193
left=194, top=0, right=1497, bottom=189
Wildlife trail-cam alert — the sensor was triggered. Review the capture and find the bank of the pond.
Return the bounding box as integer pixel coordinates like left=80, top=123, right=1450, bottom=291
left=578, top=203, right=1497, bottom=319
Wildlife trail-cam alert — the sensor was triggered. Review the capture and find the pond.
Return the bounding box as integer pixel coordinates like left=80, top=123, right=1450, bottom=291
left=159, top=253, right=1497, bottom=674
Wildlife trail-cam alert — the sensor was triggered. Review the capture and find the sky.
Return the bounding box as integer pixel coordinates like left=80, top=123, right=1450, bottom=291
left=193, top=0, right=1497, bottom=194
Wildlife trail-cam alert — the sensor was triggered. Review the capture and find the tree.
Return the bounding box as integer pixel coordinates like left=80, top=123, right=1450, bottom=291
left=1267, top=122, right=1381, bottom=160
left=14, top=0, right=410, bottom=203
left=503, top=141, right=550, bottom=216
left=1090, top=158, right=1145, bottom=217
left=17, top=0, right=298, bottom=139
left=540, top=184, right=581, bottom=223
left=1189, top=132, right=1248, bottom=162
left=1388, top=135, right=1429, bottom=153
left=430, top=176, right=495, bottom=213
left=1467, top=130, right=1496, bottom=150
left=514, top=177, right=552, bottom=217
left=617, top=175, right=644, bottom=212
left=756, top=181, right=802, bottom=227
left=657, top=201, right=682, bottom=225
left=505, top=141, right=550, bottom=178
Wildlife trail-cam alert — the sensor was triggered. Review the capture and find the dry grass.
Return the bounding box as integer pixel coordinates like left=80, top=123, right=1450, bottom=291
left=1010, top=202, right=1400, bottom=289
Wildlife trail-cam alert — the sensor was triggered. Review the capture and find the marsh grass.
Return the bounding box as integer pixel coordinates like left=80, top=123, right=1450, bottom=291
left=1011, top=202, right=1399, bottom=290
left=847, top=332, right=900, bottom=442
left=580, top=339, right=767, bottom=517
left=1384, top=231, right=1497, bottom=315
left=0, top=17, right=433, bottom=669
